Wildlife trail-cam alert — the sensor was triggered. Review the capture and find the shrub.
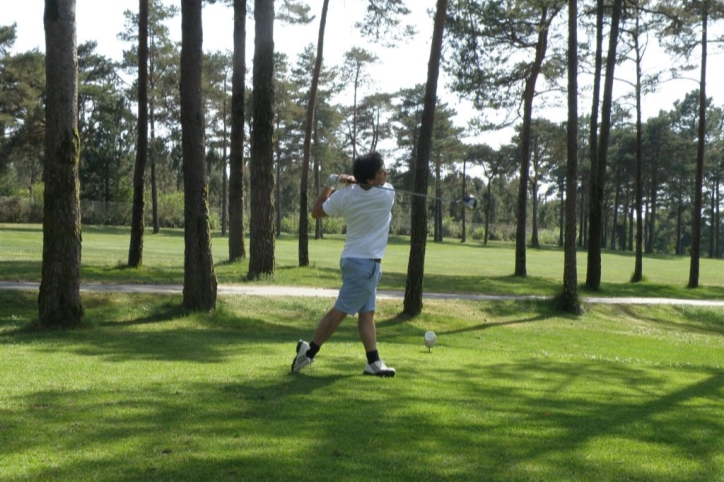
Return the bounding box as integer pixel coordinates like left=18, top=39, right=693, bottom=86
left=0, top=197, right=28, bottom=223
left=535, top=228, right=560, bottom=246
left=321, top=215, right=346, bottom=235
left=280, top=215, right=299, bottom=234
left=154, top=192, right=185, bottom=228
left=81, top=200, right=132, bottom=225
left=442, top=216, right=462, bottom=239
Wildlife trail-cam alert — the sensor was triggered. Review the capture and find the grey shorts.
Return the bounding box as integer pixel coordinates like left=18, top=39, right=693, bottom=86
left=334, top=257, right=382, bottom=315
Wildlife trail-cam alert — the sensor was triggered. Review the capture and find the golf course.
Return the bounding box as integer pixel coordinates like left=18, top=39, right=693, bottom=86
left=1, top=224, right=723, bottom=481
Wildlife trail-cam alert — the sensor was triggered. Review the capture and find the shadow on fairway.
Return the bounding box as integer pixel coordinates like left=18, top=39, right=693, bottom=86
left=617, top=303, right=724, bottom=337
left=6, top=358, right=723, bottom=481
left=223, top=372, right=351, bottom=400
left=440, top=313, right=550, bottom=336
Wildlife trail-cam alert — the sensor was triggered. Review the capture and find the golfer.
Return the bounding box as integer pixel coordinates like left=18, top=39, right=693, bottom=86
left=291, top=152, right=396, bottom=377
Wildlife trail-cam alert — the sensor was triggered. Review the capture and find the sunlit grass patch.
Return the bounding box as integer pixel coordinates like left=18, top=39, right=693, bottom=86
left=1, top=291, right=723, bottom=481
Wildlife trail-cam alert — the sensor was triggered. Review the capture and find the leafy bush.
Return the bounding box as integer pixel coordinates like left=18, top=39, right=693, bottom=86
left=535, top=229, right=561, bottom=246
left=0, top=197, right=28, bottom=223
left=280, top=215, right=298, bottom=234
left=81, top=200, right=132, bottom=225
left=442, top=216, right=462, bottom=239
left=320, top=215, right=346, bottom=235
left=153, top=192, right=184, bottom=228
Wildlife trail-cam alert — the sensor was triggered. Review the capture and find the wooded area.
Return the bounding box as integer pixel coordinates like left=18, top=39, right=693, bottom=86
left=1, top=0, right=722, bottom=323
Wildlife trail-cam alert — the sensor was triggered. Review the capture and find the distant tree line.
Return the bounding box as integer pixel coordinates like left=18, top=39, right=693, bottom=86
left=0, top=0, right=722, bottom=325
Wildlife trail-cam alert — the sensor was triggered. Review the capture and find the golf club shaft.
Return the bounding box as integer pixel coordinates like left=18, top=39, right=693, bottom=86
left=358, top=183, right=442, bottom=202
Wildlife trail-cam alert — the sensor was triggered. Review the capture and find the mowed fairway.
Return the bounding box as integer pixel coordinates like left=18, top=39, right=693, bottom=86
left=0, top=224, right=722, bottom=299
left=0, top=290, right=723, bottom=481
left=1, top=223, right=723, bottom=480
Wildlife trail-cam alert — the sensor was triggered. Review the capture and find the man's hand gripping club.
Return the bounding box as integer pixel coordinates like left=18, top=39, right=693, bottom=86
left=326, top=173, right=356, bottom=188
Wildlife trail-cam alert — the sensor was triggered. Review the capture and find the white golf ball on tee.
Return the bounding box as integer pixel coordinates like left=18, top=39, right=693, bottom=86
left=424, top=331, right=437, bottom=349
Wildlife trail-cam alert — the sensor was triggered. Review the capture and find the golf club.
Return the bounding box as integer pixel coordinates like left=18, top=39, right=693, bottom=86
left=357, top=182, right=478, bottom=210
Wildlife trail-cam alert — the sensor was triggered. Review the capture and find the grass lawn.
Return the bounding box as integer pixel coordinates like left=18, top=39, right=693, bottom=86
left=1, top=291, right=723, bottom=481
left=1, top=223, right=722, bottom=300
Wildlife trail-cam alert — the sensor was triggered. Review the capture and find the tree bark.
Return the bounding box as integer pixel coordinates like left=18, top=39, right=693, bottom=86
left=248, top=0, right=276, bottom=278
left=461, top=158, right=467, bottom=243
left=39, top=0, right=84, bottom=327
left=560, top=0, right=579, bottom=314
left=514, top=6, right=554, bottom=277
left=610, top=184, right=620, bottom=250
left=586, top=0, right=622, bottom=290
left=403, top=0, right=447, bottom=316
left=222, top=90, right=228, bottom=237
left=688, top=3, right=707, bottom=288
left=128, top=0, right=148, bottom=268
left=150, top=41, right=159, bottom=234
left=228, top=0, right=246, bottom=261
left=180, top=0, right=217, bottom=310
left=299, top=0, right=329, bottom=266
left=633, top=27, right=644, bottom=279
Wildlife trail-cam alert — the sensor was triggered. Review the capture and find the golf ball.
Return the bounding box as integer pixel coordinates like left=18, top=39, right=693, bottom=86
left=424, top=331, right=437, bottom=348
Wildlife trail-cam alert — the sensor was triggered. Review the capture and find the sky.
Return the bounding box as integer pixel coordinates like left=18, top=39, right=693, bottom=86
left=6, top=0, right=724, bottom=152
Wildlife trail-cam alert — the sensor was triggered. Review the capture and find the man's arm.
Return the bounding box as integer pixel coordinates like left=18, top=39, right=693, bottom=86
left=312, top=186, right=333, bottom=219
left=312, top=174, right=355, bottom=219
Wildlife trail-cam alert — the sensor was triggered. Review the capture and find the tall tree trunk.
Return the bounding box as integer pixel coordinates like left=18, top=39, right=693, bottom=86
left=589, top=0, right=604, bottom=209
left=180, top=0, right=217, bottom=310
left=150, top=45, right=160, bottom=234
left=632, top=20, right=644, bottom=279
left=461, top=158, right=467, bottom=243
left=221, top=91, right=228, bottom=237
left=558, top=180, right=564, bottom=247
left=228, top=0, right=246, bottom=261
left=352, top=69, right=359, bottom=161
left=709, top=175, right=715, bottom=258
left=435, top=154, right=442, bottom=242
left=648, top=171, right=658, bottom=253
left=610, top=183, right=620, bottom=249
left=622, top=181, right=629, bottom=250
left=299, top=0, right=329, bottom=265
left=275, top=122, right=282, bottom=238
left=688, top=3, right=708, bottom=288
left=578, top=180, right=585, bottom=247
left=313, top=105, right=323, bottom=240
left=515, top=6, right=553, bottom=277
left=716, top=173, right=721, bottom=258
left=586, top=0, right=622, bottom=290
left=676, top=201, right=683, bottom=255
left=128, top=0, right=148, bottom=268
left=484, top=182, right=492, bottom=244
left=39, top=0, right=84, bottom=327
left=530, top=155, right=540, bottom=249
left=560, top=0, right=579, bottom=314
left=403, top=0, right=447, bottom=316
left=248, top=0, right=276, bottom=278
left=629, top=198, right=634, bottom=251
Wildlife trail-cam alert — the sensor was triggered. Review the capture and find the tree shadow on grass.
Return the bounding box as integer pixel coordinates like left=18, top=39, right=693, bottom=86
left=617, top=304, right=724, bottom=337
left=94, top=305, right=187, bottom=327
left=440, top=313, right=550, bottom=336
left=2, top=295, right=295, bottom=363
left=0, top=260, right=41, bottom=281
left=4, top=357, right=723, bottom=481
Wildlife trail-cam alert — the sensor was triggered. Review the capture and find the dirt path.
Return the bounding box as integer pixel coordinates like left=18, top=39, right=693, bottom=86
left=1, top=281, right=723, bottom=307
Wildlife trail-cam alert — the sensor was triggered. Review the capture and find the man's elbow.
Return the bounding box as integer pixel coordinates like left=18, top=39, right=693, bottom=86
left=311, top=206, right=326, bottom=219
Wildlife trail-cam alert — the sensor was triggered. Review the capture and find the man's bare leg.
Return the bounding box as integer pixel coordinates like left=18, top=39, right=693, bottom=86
left=311, top=307, right=347, bottom=346
left=357, top=311, right=377, bottom=352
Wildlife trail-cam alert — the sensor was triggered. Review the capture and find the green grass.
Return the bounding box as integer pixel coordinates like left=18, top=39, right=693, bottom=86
left=1, top=291, right=723, bottom=481
left=1, top=223, right=722, bottom=300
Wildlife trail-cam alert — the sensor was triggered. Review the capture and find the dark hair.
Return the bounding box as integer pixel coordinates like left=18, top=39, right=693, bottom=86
left=353, top=152, right=384, bottom=184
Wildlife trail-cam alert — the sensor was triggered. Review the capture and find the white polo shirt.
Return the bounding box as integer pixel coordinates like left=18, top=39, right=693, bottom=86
left=322, top=183, right=395, bottom=260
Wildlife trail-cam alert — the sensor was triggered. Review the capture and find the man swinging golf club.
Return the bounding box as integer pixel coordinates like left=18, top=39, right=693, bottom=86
left=291, top=151, right=396, bottom=377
